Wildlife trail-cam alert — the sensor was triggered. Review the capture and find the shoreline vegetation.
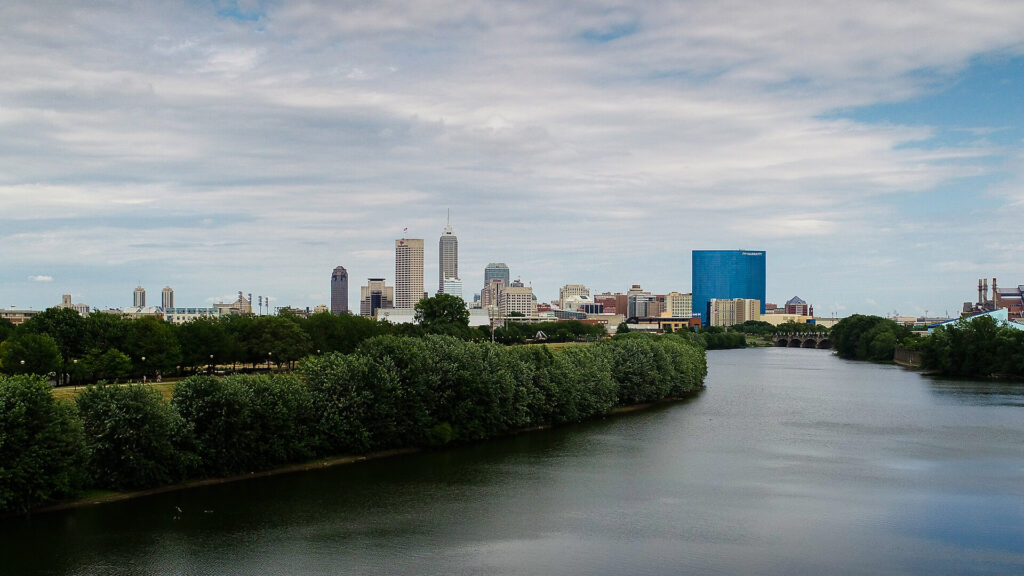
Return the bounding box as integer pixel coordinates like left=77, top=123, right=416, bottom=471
left=1, top=332, right=707, bottom=516
left=27, top=394, right=698, bottom=517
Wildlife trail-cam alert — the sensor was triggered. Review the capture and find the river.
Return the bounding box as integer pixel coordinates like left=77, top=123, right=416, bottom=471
left=2, top=347, right=1023, bottom=575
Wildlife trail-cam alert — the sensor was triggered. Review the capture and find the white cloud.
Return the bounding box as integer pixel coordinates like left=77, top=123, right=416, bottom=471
left=2, top=1, right=1024, bottom=313
left=28, top=275, right=53, bottom=283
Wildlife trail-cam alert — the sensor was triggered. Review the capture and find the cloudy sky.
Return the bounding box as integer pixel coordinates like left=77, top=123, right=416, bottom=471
left=3, top=0, right=1024, bottom=317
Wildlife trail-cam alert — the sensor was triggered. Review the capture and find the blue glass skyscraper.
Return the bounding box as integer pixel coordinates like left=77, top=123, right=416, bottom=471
left=692, top=250, right=766, bottom=324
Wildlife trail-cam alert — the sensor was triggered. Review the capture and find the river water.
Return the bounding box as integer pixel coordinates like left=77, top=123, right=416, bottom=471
left=3, top=348, right=1023, bottom=575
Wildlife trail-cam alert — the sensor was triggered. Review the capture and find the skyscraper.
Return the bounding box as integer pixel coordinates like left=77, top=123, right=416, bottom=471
left=161, top=286, right=174, bottom=310
left=395, top=238, right=424, bottom=309
left=360, top=278, right=394, bottom=317
left=692, top=250, right=766, bottom=324
left=484, top=263, right=510, bottom=288
left=133, top=285, right=146, bottom=307
left=438, top=215, right=458, bottom=294
left=331, top=266, right=349, bottom=314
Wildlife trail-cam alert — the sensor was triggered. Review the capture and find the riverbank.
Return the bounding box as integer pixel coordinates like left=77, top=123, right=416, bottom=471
left=19, top=393, right=701, bottom=517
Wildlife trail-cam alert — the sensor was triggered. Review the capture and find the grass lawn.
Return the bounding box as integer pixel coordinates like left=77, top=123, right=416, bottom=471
left=52, top=380, right=178, bottom=402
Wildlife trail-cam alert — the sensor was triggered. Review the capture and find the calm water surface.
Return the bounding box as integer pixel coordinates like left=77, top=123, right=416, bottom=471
left=3, top=348, right=1023, bottom=575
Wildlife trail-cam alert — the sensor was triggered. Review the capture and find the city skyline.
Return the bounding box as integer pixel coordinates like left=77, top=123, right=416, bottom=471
left=4, top=2, right=1024, bottom=317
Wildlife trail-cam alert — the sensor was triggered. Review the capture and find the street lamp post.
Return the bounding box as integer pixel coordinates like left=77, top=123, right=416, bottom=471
left=141, top=356, right=146, bottom=383
left=267, top=351, right=272, bottom=370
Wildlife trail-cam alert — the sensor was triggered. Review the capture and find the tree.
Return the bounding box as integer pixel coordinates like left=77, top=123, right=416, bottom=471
left=0, top=333, right=61, bottom=376
left=415, top=294, right=471, bottom=338
left=83, top=348, right=132, bottom=382
left=20, top=307, right=87, bottom=385
left=0, top=318, right=14, bottom=344
left=0, top=375, right=87, bottom=513
left=616, top=322, right=630, bottom=334
left=177, top=317, right=229, bottom=372
left=77, top=384, right=193, bottom=489
left=124, top=317, right=181, bottom=376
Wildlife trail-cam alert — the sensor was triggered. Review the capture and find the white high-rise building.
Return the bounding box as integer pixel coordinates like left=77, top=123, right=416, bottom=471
left=443, top=277, right=464, bottom=302
left=438, top=215, right=458, bottom=294
left=501, top=285, right=537, bottom=317
left=133, top=285, right=146, bottom=307
left=395, top=238, right=424, bottom=309
left=162, top=286, right=174, bottom=310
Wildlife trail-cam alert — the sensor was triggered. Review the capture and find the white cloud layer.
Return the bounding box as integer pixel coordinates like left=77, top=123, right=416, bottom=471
left=2, top=1, right=1024, bottom=314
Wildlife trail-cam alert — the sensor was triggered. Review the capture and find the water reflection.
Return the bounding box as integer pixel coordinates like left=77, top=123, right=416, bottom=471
left=3, top=348, right=1023, bottom=575
left=925, top=377, right=1024, bottom=407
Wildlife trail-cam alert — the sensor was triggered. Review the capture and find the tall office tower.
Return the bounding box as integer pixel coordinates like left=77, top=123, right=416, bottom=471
left=360, top=278, right=394, bottom=317
left=395, top=238, right=424, bottom=309
left=133, top=285, right=146, bottom=307
left=331, top=266, right=349, bottom=314
left=692, top=250, right=766, bottom=324
left=559, top=284, right=590, bottom=309
left=438, top=216, right=458, bottom=294
left=161, top=286, right=174, bottom=309
left=484, top=263, right=510, bottom=293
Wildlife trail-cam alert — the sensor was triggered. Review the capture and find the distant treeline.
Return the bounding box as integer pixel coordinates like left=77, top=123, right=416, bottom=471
left=0, top=332, right=707, bottom=514
left=919, top=315, right=1024, bottom=379
left=0, top=303, right=605, bottom=384
left=828, top=313, right=1024, bottom=379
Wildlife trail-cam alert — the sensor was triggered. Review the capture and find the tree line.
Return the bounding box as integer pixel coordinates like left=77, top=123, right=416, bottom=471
left=0, top=332, right=707, bottom=514
left=0, top=294, right=608, bottom=385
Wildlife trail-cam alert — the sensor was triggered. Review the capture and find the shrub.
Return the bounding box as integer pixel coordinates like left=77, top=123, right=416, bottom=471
left=0, top=375, right=87, bottom=513
left=76, top=383, right=191, bottom=490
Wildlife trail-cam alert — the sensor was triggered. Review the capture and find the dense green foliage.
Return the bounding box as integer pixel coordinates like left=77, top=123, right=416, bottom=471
left=487, top=320, right=607, bottom=344
left=76, top=384, right=193, bottom=490
left=0, top=375, right=86, bottom=513
left=0, top=309, right=402, bottom=382
left=920, top=315, right=1024, bottom=378
left=1, top=328, right=707, bottom=513
left=830, top=314, right=913, bottom=361
left=695, top=327, right=747, bottom=350
left=172, top=374, right=315, bottom=476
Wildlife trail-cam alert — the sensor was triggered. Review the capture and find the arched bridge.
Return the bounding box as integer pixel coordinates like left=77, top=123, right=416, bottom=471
left=772, top=333, right=831, bottom=349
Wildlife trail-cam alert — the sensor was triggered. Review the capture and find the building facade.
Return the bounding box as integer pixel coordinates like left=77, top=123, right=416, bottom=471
left=692, top=250, right=766, bottom=324
left=164, top=307, right=222, bottom=324
left=438, top=220, right=458, bottom=294
left=331, top=266, right=349, bottom=314
left=501, top=285, right=537, bottom=317
left=442, top=277, right=464, bottom=302
left=59, top=294, right=90, bottom=316
left=784, top=296, right=811, bottom=316
left=559, top=284, right=590, bottom=309
left=484, top=263, right=510, bottom=291
left=664, top=291, right=693, bottom=319
left=395, top=238, right=424, bottom=309
left=161, top=286, right=174, bottom=310
left=360, top=278, right=394, bottom=317
left=708, top=298, right=761, bottom=327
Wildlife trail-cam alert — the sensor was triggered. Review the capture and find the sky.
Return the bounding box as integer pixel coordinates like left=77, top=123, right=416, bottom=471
left=3, top=0, right=1024, bottom=318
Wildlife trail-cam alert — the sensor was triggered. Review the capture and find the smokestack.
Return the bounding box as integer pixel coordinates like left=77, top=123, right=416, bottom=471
left=993, top=278, right=998, bottom=307
left=984, top=279, right=989, bottom=305
left=978, top=279, right=984, bottom=305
